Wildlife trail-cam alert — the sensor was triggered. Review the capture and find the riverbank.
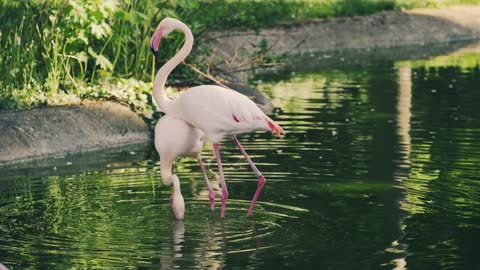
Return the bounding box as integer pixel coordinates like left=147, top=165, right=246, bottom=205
left=204, top=5, right=480, bottom=72
left=0, top=101, right=149, bottom=165
left=1, top=5, right=480, bottom=165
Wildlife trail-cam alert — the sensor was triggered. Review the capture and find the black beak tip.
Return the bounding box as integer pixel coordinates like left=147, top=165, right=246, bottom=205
left=150, top=47, right=158, bottom=58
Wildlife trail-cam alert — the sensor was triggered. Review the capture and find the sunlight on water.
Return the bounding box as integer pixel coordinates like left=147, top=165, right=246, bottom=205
left=1, top=43, right=480, bottom=269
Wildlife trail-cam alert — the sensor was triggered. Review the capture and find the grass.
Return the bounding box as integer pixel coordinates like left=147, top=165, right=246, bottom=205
left=1, top=0, right=479, bottom=113
left=200, top=0, right=480, bottom=28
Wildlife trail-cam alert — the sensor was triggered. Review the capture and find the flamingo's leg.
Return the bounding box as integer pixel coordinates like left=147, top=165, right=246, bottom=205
left=197, top=155, right=215, bottom=211
left=233, top=136, right=265, bottom=217
left=213, top=143, right=229, bottom=218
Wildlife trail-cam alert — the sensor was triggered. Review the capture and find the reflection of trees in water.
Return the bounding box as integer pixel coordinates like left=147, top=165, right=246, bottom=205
left=387, top=65, right=412, bottom=270
left=261, top=59, right=479, bottom=268
left=257, top=64, right=411, bottom=268
left=259, top=61, right=479, bottom=268
left=0, top=166, right=270, bottom=269
left=398, top=64, right=480, bottom=269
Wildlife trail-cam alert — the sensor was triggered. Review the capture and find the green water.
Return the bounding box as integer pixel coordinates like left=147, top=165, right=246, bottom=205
left=1, top=44, right=480, bottom=269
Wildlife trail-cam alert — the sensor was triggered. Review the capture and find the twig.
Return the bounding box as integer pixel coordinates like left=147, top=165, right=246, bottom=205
left=183, top=62, right=231, bottom=89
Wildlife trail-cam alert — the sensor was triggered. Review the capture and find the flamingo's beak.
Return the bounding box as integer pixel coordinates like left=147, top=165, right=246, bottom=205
left=150, top=47, right=158, bottom=57
left=170, top=191, right=185, bottom=220
left=150, top=28, right=163, bottom=57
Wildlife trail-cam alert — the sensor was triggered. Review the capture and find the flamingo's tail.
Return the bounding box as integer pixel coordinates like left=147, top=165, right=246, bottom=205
left=265, top=116, right=285, bottom=138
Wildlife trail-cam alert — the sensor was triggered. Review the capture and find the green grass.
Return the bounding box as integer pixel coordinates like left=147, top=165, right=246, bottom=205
left=200, top=0, right=480, bottom=28
left=1, top=0, right=479, bottom=112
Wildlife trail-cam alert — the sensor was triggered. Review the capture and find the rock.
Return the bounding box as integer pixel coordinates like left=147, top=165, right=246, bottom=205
left=221, top=73, right=273, bottom=113
left=0, top=101, right=150, bottom=165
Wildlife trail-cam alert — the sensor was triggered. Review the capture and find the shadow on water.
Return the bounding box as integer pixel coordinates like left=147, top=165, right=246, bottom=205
left=1, top=40, right=480, bottom=269
left=0, top=142, right=154, bottom=181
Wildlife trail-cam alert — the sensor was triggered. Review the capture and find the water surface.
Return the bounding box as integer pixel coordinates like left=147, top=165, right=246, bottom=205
left=1, top=43, right=480, bottom=269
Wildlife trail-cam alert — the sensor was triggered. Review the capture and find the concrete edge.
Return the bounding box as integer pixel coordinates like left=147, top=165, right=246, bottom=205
left=0, top=101, right=151, bottom=165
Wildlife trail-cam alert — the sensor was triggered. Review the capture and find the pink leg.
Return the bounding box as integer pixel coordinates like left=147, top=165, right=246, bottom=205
left=233, top=136, right=266, bottom=217
left=214, top=143, right=229, bottom=218
left=197, top=156, right=215, bottom=211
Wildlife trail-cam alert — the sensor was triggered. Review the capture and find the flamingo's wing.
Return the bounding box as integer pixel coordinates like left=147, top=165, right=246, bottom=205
left=172, top=85, right=284, bottom=138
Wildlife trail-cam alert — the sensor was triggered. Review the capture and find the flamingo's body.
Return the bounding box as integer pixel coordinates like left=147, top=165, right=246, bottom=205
left=154, top=107, right=216, bottom=220
left=151, top=17, right=284, bottom=218
left=168, top=85, right=283, bottom=143
left=155, top=115, right=205, bottom=182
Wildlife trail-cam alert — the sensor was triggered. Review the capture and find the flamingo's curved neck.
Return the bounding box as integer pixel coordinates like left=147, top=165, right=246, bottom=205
left=153, top=24, right=193, bottom=113
left=172, top=174, right=181, bottom=193
left=160, top=159, right=174, bottom=183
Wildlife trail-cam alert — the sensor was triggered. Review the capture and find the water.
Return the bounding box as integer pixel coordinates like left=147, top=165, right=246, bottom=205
left=1, top=43, right=480, bottom=269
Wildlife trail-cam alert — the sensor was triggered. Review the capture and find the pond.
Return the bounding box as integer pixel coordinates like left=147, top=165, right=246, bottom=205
left=1, top=42, right=480, bottom=269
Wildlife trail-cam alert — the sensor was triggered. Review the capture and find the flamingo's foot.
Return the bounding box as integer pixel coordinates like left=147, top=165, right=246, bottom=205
left=247, top=175, right=266, bottom=217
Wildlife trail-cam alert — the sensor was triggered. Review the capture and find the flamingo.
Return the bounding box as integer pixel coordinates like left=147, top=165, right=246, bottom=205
left=150, top=17, right=285, bottom=218
left=154, top=100, right=215, bottom=220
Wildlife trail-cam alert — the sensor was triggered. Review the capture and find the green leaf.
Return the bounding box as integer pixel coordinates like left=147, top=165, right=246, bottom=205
left=95, top=54, right=113, bottom=71
left=100, top=0, right=119, bottom=14
left=75, top=51, right=88, bottom=64
left=87, top=47, right=97, bottom=58
left=91, top=22, right=106, bottom=39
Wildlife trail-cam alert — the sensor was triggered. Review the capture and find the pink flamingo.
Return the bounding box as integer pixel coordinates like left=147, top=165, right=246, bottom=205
left=150, top=18, right=285, bottom=218
left=154, top=115, right=215, bottom=219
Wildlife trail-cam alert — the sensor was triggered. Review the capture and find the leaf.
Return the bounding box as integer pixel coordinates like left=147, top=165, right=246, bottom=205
left=75, top=51, right=88, bottom=64
left=161, top=9, right=179, bottom=19
left=101, top=0, right=119, bottom=12
left=100, top=22, right=112, bottom=36
left=134, top=11, right=149, bottom=23
left=95, top=54, right=113, bottom=71
left=78, top=30, right=89, bottom=45
left=87, top=47, right=98, bottom=58
left=91, top=23, right=105, bottom=39
left=68, top=0, right=88, bottom=25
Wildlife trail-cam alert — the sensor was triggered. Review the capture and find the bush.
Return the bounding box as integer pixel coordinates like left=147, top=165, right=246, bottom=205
left=2, top=0, right=479, bottom=110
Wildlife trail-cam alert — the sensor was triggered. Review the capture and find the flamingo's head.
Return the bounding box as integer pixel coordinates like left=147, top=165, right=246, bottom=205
left=150, top=17, right=183, bottom=56
left=170, top=175, right=185, bottom=220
